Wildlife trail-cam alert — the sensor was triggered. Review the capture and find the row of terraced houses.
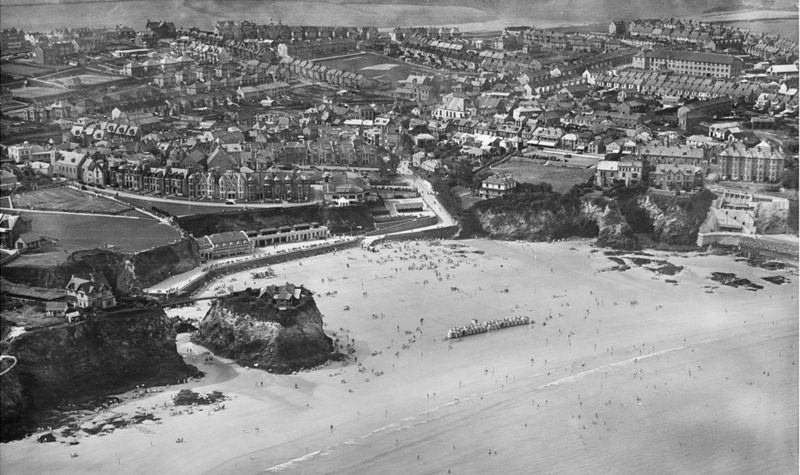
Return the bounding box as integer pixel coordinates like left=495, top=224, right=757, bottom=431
left=109, top=164, right=315, bottom=202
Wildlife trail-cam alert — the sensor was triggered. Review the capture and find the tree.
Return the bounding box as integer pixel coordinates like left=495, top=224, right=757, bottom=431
left=450, top=159, right=474, bottom=188
left=377, top=158, right=390, bottom=179
left=781, top=161, right=799, bottom=189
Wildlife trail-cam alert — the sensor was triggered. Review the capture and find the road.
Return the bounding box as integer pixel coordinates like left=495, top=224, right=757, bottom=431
left=398, top=160, right=456, bottom=227
left=363, top=162, right=458, bottom=246
left=86, top=185, right=319, bottom=210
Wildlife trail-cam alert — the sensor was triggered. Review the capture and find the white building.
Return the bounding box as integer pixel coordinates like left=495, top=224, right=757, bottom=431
left=594, top=160, right=642, bottom=187
left=479, top=174, right=516, bottom=198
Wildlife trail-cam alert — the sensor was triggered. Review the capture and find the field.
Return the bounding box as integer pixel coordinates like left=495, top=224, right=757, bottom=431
left=1, top=239, right=796, bottom=474
left=46, top=73, right=121, bottom=87
left=317, top=53, right=435, bottom=84
left=0, top=61, right=63, bottom=78
left=492, top=157, right=596, bottom=193
left=9, top=86, right=66, bottom=100
left=12, top=188, right=134, bottom=214
left=7, top=212, right=182, bottom=265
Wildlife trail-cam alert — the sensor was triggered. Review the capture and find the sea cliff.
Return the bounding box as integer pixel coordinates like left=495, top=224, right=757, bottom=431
left=0, top=305, right=198, bottom=441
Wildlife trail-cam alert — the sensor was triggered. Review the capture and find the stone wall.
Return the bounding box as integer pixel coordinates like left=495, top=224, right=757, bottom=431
left=372, top=225, right=459, bottom=244
left=182, top=239, right=362, bottom=295
left=697, top=232, right=799, bottom=257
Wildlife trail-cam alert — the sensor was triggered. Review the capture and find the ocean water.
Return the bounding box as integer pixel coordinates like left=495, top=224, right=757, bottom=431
left=724, top=19, right=798, bottom=41
left=0, top=0, right=796, bottom=39
left=0, top=0, right=487, bottom=31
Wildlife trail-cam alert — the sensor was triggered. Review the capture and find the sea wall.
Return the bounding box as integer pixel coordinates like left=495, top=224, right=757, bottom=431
left=365, top=215, right=438, bottom=236
left=372, top=225, right=459, bottom=243
left=182, top=239, right=362, bottom=295
left=697, top=232, right=799, bottom=257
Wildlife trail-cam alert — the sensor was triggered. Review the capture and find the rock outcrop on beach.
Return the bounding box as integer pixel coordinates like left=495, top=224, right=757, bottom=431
left=0, top=305, right=198, bottom=442
left=193, top=286, right=337, bottom=373
left=1, top=238, right=200, bottom=294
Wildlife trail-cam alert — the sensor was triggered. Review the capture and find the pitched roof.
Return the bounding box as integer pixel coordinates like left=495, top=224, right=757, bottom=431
left=643, top=49, right=740, bottom=65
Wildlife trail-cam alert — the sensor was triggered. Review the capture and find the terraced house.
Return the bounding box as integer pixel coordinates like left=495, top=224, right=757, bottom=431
left=186, top=169, right=314, bottom=202
left=648, top=164, right=704, bottom=191
left=638, top=144, right=712, bottom=171
left=717, top=141, right=784, bottom=183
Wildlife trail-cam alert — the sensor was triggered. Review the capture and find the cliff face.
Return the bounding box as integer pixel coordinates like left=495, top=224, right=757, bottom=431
left=471, top=196, right=636, bottom=249
left=582, top=201, right=640, bottom=250
left=177, top=205, right=375, bottom=237
left=471, top=183, right=599, bottom=242
left=1, top=306, right=197, bottom=441
left=635, top=190, right=717, bottom=246
left=638, top=196, right=693, bottom=245
left=1, top=238, right=200, bottom=294
left=193, top=288, right=335, bottom=373
left=468, top=185, right=717, bottom=250
left=755, top=203, right=790, bottom=234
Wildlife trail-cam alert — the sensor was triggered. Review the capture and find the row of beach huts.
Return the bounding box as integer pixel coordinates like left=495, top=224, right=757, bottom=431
left=446, top=316, right=531, bottom=340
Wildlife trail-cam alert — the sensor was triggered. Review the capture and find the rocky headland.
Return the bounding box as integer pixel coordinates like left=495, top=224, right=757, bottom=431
left=0, top=238, right=201, bottom=295
left=193, top=285, right=339, bottom=373
left=0, top=305, right=199, bottom=442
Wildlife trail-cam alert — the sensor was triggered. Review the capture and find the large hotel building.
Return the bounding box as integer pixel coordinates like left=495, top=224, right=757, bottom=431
left=633, top=50, right=743, bottom=78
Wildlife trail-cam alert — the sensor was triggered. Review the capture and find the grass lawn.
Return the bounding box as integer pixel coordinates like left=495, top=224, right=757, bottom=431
left=492, top=158, right=595, bottom=194
left=12, top=188, right=133, bottom=214
left=10, top=86, right=66, bottom=100
left=8, top=212, right=182, bottom=266
left=451, top=185, right=481, bottom=210
left=317, top=53, right=433, bottom=84
left=48, top=73, right=119, bottom=86
left=1, top=61, right=62, bottom=78
left=117, top=195, right=246, bottom=217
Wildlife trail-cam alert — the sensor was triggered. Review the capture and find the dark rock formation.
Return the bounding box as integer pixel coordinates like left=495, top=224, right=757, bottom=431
left=465, top=183, right=717, bottom=250
left=177, top=204, right=375, bottom=237
left=583, top=200, right=640, bottom=250
left=1, top=238, right=200, bottom=295
left=471, top=183, right=599, bottom=242
left=193, top=286, right=337, bottom=373
left=638, top=190, right=717, bottom=246
left=0, top=306, right=198, bottom=442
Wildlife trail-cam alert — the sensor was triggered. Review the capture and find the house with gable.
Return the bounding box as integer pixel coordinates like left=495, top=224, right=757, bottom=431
left=434, top=93, right=473, bottom=120
left=65, top=273, right=116, bottom=309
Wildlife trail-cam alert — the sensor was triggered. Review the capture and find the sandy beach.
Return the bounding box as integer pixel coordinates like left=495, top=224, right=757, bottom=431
left=0, top=239, right=796, bottom=474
